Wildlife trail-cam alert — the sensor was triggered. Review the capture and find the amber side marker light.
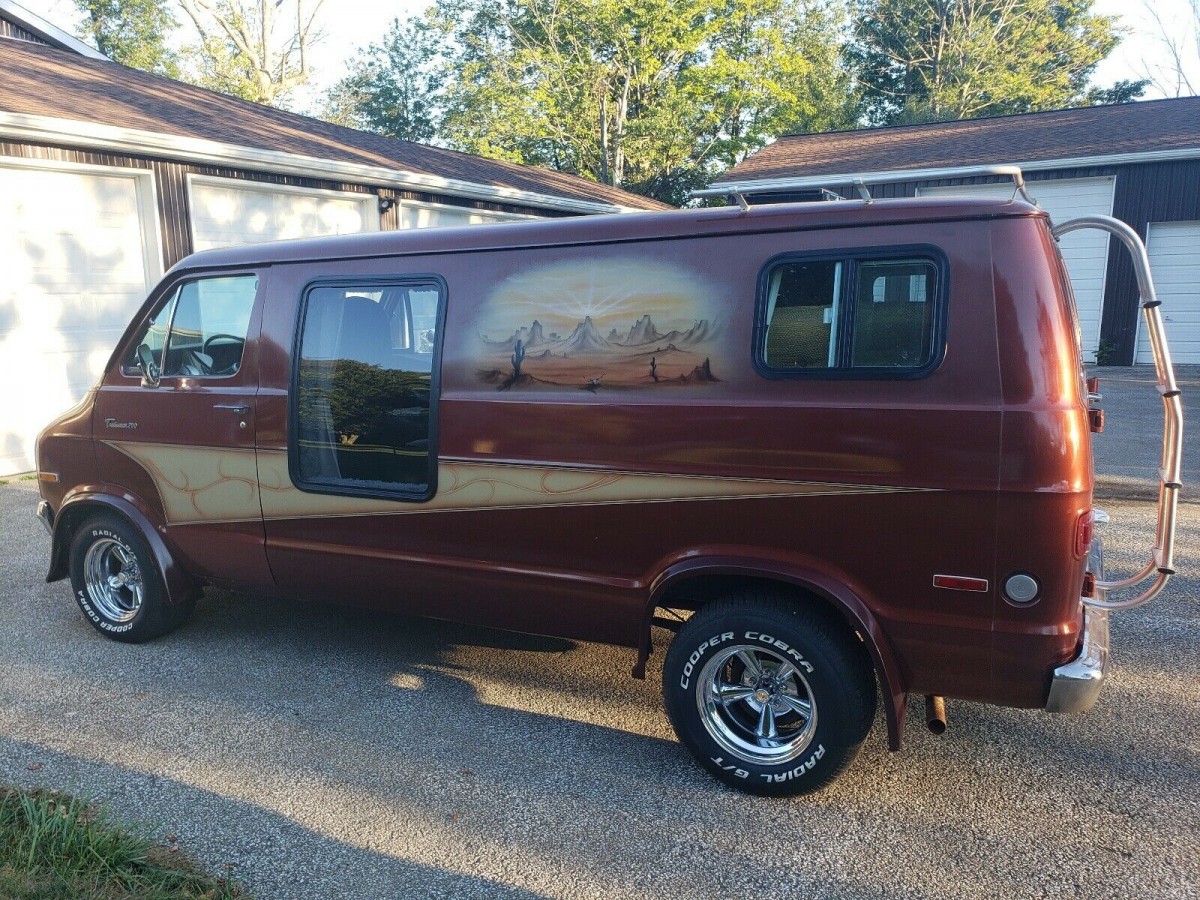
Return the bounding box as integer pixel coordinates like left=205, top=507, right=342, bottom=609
left=933, top=574, right=989, bottom=592
left=37, top=472, right=59, bottom=483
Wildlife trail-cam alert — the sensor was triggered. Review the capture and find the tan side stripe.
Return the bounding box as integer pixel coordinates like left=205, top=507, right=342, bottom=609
left=105, top=441, right=936, bottom=526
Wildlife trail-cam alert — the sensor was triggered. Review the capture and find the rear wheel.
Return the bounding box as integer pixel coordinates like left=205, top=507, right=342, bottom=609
left=663, top=592, right=876, bottom=796
left=69, top=514, right=194, bottom=643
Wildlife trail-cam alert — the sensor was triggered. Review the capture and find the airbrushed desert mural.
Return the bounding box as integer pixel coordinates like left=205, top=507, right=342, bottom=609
left=475, top=258, right=724, bottom=391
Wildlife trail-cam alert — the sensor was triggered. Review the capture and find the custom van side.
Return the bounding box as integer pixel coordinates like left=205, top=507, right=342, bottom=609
left=35, top=170, right=1182, bottom=796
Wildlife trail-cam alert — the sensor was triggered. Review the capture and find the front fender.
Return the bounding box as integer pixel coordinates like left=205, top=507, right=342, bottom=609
left=637, top=555, right=909, bottom=751
left=47, top=488, right=198, bottom=609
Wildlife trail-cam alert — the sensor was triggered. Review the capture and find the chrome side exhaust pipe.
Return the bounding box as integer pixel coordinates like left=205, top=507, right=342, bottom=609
left=925, top=695, right=947, bottom=735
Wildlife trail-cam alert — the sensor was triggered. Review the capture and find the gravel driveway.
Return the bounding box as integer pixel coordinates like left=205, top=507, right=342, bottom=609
left=1, top=479, right=1197, bottom=899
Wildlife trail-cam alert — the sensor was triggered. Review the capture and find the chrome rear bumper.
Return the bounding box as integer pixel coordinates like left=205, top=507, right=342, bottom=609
left=1045, top=603, right=1110, bottom=713
left=1046, top=535, right=1109, bottom=714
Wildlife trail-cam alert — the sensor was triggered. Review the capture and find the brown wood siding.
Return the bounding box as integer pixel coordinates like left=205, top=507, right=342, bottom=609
left=1105, top=160, right=1200, bottom=363
left=0, top=20, right=51, bottom=45
left=0, top=141, right=574, bottom=272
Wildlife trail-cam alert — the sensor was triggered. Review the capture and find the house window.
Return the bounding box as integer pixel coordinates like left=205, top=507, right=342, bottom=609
left=758, top=252, right=943, bottom=375
left=292, top=280, right=444, bottom=500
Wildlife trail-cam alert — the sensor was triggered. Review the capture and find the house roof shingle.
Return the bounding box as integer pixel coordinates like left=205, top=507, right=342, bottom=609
left=0, top=37, right=669, bottom=211
left=720, top=97, right=1200, bottom=184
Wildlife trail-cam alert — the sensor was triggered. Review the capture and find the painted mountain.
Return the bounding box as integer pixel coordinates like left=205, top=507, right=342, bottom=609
left=562, top=316, right=615, bottom=353
left=486, top=318, right=549, bottom=351
left=479, top=313, right=722, bottom=391
left=475, top=257, right=726, bottom=391
left=624, top=315, right=663, bottom=346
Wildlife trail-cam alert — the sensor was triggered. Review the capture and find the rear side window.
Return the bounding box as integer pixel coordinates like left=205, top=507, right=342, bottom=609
left=759, top=251, right=943, bottom=376
left=292, top=280, right=444, bottom=500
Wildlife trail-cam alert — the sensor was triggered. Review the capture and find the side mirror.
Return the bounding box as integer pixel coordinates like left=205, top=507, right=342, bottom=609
left=136, top=343, right=161, bottom=388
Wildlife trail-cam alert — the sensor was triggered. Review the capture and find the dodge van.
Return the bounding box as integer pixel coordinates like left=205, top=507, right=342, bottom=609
left=34, top=168, right=1182, bottom=795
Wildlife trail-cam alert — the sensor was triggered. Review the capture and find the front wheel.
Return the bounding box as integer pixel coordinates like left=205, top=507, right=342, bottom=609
left=68, top=514, right=194, bottom=643
left=663, top=593, right=876, bottom=796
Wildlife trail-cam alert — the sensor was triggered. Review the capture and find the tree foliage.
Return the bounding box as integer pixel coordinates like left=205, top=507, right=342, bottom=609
left=446, top=0, right=856, bottom=203
left=176, top=0, right=325, bottom=105
left=323, top=17, right=447, bottom=141
left=327, top=0, right=856, bottom=205
left=848, top=0, right=1145, bottom=125
left=73, top=0, right=181, bottom=77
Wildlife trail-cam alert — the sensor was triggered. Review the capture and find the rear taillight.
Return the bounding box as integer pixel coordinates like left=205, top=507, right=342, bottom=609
left=1073, top=510, right=1094, bottom=559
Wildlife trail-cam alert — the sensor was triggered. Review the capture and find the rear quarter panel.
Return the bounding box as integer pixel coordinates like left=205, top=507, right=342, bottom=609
left=990, top=216, right=1092, bottom=706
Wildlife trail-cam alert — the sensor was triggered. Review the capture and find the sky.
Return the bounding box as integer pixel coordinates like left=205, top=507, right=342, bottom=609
left=15, top=0, right=1200, bottom=114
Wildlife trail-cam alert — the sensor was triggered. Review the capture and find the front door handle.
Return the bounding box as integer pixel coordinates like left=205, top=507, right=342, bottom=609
left=214, top=403, right=250, bottom=415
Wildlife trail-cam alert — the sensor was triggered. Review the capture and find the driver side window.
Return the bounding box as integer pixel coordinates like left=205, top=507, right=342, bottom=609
left=124, top=275, right=258, bottom=378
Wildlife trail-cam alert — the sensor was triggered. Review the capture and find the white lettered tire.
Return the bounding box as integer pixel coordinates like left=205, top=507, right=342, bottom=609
left=663, top=592, right=876, bottom=796
left=68, top=514, right=194, bottom=643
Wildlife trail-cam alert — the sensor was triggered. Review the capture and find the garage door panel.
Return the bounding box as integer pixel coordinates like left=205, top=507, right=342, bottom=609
left=1136, top=222, right=1200, bottom=365
left=190, top=180, right=378, bottom=251
left=919, top=178, right=1115, bottom=362
left=0, top=164, right=155, bottom=475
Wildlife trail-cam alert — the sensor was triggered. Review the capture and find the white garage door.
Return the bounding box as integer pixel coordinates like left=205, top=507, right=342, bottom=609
left=919, top=177, right=1116, bottom=363
left=0, top=162, right=159, bottom=475
left=1136, top=222, right=1200, bottom=365
left=397, top=200, right=530, bottom=229
left=189, top=177, right=379, bottom=251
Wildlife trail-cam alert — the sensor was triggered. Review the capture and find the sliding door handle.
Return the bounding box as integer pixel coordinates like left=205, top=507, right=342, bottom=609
left=213, top=403, right=250, bottom=415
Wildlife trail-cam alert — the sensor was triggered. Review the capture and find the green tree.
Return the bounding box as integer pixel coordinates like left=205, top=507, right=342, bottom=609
left=74, top=0, right=181, bottom=76
left=331, top=0, right=856, bottom=205
left=177, top=0, right=326, bottom=106
left=323, top=17, right=447, bottom=142
left=848, top=0, right=1144, bottom=125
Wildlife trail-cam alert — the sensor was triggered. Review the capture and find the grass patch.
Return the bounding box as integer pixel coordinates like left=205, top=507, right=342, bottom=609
left=19, top=475, right=37, bottom=481
left=0, top=787, right=246, bottom=899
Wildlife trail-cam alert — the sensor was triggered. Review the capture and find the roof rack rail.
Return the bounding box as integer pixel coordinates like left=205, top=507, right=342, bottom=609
left=691, top=164, right=1035, bottom=210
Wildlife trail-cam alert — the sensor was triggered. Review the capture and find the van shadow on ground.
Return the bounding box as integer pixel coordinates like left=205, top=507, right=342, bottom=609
left=0, top=737, right=550, bottom=900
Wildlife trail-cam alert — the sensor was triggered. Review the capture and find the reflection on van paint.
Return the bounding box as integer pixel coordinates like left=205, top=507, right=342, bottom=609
left=475, top=258, right=724, bottom=391
left=106, top=440, right=934, bottom=526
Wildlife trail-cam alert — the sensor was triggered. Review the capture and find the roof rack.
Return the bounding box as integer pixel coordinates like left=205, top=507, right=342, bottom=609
left=691, top=164, right=1036, bottom=210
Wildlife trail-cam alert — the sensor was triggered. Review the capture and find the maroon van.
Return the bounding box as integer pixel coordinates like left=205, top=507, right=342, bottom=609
left=34, top=173, right=1182, bottom=795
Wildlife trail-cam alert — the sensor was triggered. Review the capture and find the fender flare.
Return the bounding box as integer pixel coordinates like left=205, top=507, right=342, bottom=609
left=635, top=557, right=909, bottom=751
left=47, top=489, right=198, bottom=609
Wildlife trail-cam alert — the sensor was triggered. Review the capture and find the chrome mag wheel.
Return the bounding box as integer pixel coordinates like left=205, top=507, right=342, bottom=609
left=695, top=644, right=818, bottom=765
left=82, top=537, right=144, bottom=623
